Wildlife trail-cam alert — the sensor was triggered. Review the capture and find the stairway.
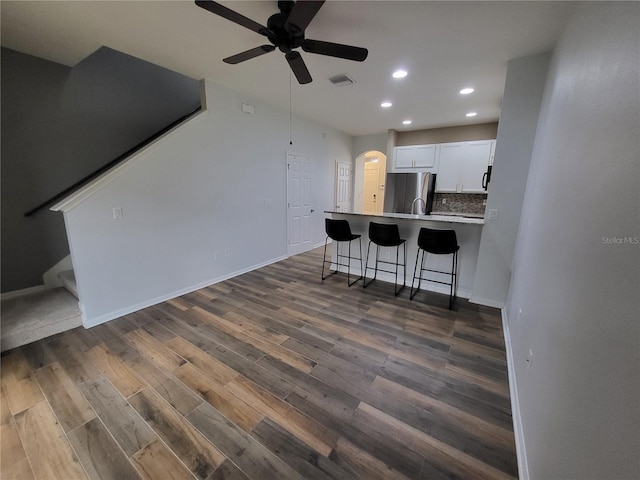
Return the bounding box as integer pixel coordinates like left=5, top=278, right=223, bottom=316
left=0, top=270, right=81, bottom=352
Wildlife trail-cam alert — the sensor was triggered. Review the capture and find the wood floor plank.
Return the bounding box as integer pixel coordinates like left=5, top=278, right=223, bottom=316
left=67, top=417, right=141, bottom=480
left=1, top=350, right=45, bottom=415
left=5, top=247, right=517, bottom=480
left=1, top=413, right=33, bottom=479
left=207, top=460, right=250, bottom=480
left=86, top=344, right=146, bottom=398
left=192, top=306, right=317, bottom=373
left=78, top=375, right=156, bottom=456
left=125, top=353, right=204, bottom=416
left=33, top=362, right=96, bottom=433
left=14, top=401, right=88, bottom=480
left=355, top=402, right=515, bottom=480
left=252, top=418, right=355, bottom=480
left=125, top=328, right=187, bottom=372
left=329, top=437, right=410, bottom=480
left=129, top=387, right=226, bottom=479
left=225, top=376, right=337, bottom=457
left=186, top=402, right=305, bottom=480
left=131, top=440, right=195, bottom=480
left=174, top=362, right=263, bottom=433
left=164, top=336, right=239, bottom=386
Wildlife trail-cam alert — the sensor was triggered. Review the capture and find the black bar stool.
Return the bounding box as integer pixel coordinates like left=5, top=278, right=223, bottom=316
left=322, top=219, right=363, bottom=286
left=363, top=222, right=406, bottom=296
left=410, top=227, right=460, bottom=309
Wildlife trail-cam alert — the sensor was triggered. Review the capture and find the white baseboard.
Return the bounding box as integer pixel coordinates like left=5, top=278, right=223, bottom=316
left=1, top=285, right=49, bottom=301
left=82, top=254, right=288, bottom=328
left=501, top=307, right=529, bottom=480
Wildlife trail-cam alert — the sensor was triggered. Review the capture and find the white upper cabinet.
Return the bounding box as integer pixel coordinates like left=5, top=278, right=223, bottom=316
left=392, top=144, right=437, bottom=172
left=435, top=140, right=494, bottom=193
left=435, top=143, right=464, bottom=192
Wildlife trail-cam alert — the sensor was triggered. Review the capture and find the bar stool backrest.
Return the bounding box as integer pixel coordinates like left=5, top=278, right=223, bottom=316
left=325, top=219, right=357, bottom=242
left=418, top=228, right=459, bottom=254
left=369, top=222, right=402, bottom=247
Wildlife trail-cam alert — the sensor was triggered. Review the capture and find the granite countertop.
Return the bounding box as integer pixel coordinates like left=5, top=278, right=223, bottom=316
left=325, top=210, right=485, bottom=225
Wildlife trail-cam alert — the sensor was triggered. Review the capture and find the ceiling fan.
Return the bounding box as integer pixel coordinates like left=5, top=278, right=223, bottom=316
left=195, top=0, right=368, bottom=84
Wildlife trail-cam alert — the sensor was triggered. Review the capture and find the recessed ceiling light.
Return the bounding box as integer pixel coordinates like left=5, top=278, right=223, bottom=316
left=460, top=87, right=474, bottom=95
left=392, top=70, right=408, bottom=79
left=466, top=112, right=478, bottom=117
left=402, top=120, right=412, bottom=125
left=380, top=101, right=393, bottom=108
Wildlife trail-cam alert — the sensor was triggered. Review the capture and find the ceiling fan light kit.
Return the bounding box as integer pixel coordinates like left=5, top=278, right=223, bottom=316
left=195, top=0, right=368, bottom=84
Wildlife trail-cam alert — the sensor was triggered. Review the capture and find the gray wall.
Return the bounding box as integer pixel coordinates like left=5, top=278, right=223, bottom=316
left=506, top=3, right=639, bottom=478
left=1, top=47, right=201, bottom=292
left=396, top=122, right=498, bottom=146
left=471, top=53, right=550, bottom=307
left=60, top=79, right=353, bottom=326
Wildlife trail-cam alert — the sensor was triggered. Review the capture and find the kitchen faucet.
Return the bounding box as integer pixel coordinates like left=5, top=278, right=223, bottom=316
left=411, top=197, right=426, bottom=214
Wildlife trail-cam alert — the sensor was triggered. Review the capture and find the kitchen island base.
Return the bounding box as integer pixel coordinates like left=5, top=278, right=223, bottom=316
left=325, top=211, right=483, bottom=301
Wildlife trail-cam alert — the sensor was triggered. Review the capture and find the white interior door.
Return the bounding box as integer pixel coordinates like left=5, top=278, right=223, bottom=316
left=335, top=161, right=352, bottom=212
left=363, top=161, right=380, bottom=213
left=287, top=153, right=313, bottom=256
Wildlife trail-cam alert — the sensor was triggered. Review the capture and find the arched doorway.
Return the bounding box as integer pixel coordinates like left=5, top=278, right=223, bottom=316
left=354, top=150, right=387, bottom=214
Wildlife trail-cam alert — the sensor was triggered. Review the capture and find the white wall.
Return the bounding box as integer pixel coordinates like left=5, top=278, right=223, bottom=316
left=506, top=3, right=639, bottom=479
left=353, top=133, right=387, bottom=159
left=61, top=80, right=353, bottom=326
left=471, top=53, right=550, bottom=307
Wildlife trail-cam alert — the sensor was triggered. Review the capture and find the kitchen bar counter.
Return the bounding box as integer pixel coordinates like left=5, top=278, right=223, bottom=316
left=323, top=210, right=484, bottom=225
left=324, top=210, right=484, bottom=299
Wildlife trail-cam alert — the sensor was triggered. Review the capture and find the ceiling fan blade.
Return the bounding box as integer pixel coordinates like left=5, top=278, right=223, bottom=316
left=285, top=51, right=312, bottom=84
left=223, top=45, right=276, bottom=64
left=285, top=0, right=325, bottom=34
left=302, top=39, right=368, bottom=62
left=195, top=0, right=268, bottom=36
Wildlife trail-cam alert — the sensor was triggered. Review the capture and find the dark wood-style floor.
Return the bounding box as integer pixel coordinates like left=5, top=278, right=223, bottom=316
left=1, top=248, right=517, bottom=480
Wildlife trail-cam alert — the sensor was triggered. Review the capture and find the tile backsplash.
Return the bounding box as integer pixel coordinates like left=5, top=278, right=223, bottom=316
left=432, top=193, right=487, bottom=214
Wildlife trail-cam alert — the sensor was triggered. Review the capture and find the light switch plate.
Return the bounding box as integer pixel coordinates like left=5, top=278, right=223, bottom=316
left=112, top=207, right=123, bottom=220
left=488, top=209, right=499, bottom=220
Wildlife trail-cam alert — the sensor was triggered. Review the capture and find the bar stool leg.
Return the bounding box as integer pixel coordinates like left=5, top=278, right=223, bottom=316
left=394, top=243, right=406, bottom=296
left=363, top=241, right=374, bottom=288
left=321, top=236, right=330, bottom=281
left=410, top=248, right=423, bottom=299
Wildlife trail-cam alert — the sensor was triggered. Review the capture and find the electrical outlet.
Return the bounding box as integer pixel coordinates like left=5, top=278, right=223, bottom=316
left=224, top=249, right=231, bottom=257
left=482, top=199, right=487, bottom=206
left=214, top=250, right=220, bottom=261
left=442, top=198, right=447, bottom=204
left=488, top=209, right=499, bottom=220
left=112, top=207, right=123, bottom=220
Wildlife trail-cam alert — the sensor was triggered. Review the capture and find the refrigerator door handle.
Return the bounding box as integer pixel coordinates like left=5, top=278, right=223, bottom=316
left=482, top=171, right=488, bottom=190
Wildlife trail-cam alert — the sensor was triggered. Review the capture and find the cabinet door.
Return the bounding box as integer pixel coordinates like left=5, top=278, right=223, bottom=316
left=394, top=146, right=416, bottom=169
left=414, top=144, right=437, bottom=168
left=436, top=143, right=463, bottom=192
left=460, top=140, right=492, bottom=193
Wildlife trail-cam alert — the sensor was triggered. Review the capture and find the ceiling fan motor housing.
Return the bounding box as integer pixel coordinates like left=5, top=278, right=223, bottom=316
left=267, top=1, right=305, bottom=53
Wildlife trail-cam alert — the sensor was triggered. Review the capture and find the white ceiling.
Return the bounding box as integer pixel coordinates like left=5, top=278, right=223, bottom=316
left=1, top=1, right=575, bottom=136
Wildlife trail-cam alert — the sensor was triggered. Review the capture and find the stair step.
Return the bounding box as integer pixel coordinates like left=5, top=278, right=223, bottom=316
left=58, top=269, right=78, bottom=298
left=1, top=288, right=82, bottom=351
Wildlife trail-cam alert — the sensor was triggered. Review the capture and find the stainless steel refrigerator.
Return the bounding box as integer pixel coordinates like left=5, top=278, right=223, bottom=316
left=383, top=172, right=437, bottom=215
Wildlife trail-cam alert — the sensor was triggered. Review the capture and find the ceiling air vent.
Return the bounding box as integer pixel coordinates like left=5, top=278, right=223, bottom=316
left=329, top=74, right=355, bottom=86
